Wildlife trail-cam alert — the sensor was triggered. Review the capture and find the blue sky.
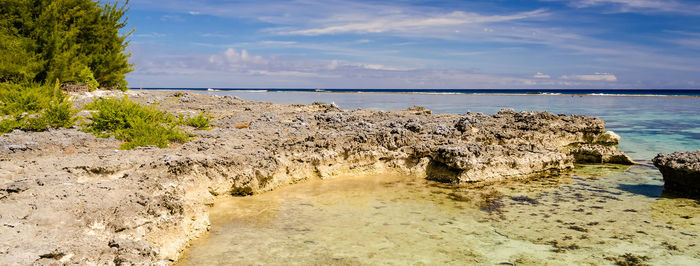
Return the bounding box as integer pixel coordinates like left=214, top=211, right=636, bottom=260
left=125, top=0, right=700, bottom=89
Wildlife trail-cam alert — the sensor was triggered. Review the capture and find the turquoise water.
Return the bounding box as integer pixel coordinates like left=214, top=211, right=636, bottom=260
left=202, top=91, right=700, bottom=160
left=177, top=91, right=699, bottom=265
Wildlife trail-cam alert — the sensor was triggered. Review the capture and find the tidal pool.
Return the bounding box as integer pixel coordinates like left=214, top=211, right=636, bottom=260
left=177, top=165, right=699, bottom=265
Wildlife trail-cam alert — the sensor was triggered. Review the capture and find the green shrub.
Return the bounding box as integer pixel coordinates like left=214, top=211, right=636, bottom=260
left=0, top=81, right=75, bottom=133
left=181, top=111, right=213, bottom=130
left=42, top=100, right=76, bottom=128
left=0, top=119, right=21, bottom=133
left=0, top=83, right=53, bottom=115
left=83, top=97, right=190, bottom=149
left=117, top=119, right=189, bottom=150
left=77, top=66, right=100, bottom=91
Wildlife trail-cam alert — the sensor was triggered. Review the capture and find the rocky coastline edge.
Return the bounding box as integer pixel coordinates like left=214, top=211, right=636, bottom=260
left=0, top=90, right=633, bottom=265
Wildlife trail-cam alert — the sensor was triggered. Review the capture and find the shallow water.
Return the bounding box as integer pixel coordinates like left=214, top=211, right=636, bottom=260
left=177, top=91, right=699, bottom=265
left=178, top=165, right=699, bottom=265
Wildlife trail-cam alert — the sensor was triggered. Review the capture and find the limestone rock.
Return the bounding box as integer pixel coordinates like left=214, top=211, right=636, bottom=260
left=572, top=144, right=635, bottom=165
left=652, top=151, right=700, bottom=196
left=594, top=131, right=621, bottom=145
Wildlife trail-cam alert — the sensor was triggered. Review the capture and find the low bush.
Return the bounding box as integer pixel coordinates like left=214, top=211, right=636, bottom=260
left=83, top=97, right=189, bottom=149
left=181, top=111, right=212, bottom=130
left=0, top=81, right=75, bottom=133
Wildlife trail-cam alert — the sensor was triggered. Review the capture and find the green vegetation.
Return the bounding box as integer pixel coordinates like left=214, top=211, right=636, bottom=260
left=181, top=111, right=213, bottom=130
left=0, top=81, right=75, bottom=133
left=0, top=1, right=210, bottom=151
left=83, top=97, right=190, bottom=149
left=0, top=0, right=132, bottom=89
left=76, top=66, right=100, bottom=91
left=0, top=0, right=138, bottom=143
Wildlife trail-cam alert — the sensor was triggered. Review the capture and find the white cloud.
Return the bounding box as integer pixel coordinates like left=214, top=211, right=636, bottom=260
left=188, top=11, right=201, bottom=15
left=533, top=72, right=551, bottom=78
left=201, top=33, right=231, bottom=38
left=210, top=48, right=268, bottom=66
left=258, top=41, right=298, bottom=46
left=134, top=32, right=167, bottom=38
left=129, top=45, right=543, bottom=88
left=281, top=9, right=547, bottom=36
left=249, top=70, right=329, bottom=78
left=560, top=0, right=700, bottom=15
left=160, top=15, right=183, bottom=22
left=560, top=72, right=617, bottom=81
left=359, top=64, right=415, bottom=71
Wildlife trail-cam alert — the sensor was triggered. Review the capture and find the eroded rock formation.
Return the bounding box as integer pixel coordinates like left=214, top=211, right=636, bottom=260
left=653, top=151, right=700, bottom=196
left=0, top=90, right=631, bottom=265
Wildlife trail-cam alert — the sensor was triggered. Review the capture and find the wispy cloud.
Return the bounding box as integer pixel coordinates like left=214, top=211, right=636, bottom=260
left=126, top=0, right=700, bottom=88
left=200, top=33, right=231, bottom=38
left=134, top=32, right=167, bottom=38
left=129, top=45, right=652, bottom=89
left=561, top=72, right=617, bottom=81
left=556, top=0, right=700, bottom=15
left=663, top=31, right=700, bottom=50
left=533, top=72, right=551, bottom=78
left=281, top=9, right=548, bottom=36
left=160, top=15, right=183, bottom=21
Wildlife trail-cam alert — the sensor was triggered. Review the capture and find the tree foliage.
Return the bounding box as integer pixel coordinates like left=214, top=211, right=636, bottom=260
left=0, top=0, right=132, bottom=89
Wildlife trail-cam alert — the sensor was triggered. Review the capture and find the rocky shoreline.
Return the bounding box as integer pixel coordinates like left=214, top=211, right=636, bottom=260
left=0, top=90, right=633, bottom=265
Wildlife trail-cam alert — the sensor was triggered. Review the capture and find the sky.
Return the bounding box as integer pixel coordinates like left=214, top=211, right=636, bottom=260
left=124, top=0, right=700, bottom=89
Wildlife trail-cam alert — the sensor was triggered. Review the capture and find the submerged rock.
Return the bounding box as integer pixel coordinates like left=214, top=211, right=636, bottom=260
left=653, top=151, right=700, bottom=196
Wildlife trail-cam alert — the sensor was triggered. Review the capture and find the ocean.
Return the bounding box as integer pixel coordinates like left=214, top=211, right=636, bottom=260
left=145, top=88, right=700, bottom=97
left=170, top=89, right=700, bottom=265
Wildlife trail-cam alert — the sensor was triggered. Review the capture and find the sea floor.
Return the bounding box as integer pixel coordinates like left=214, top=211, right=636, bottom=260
left=177, top=164, right=699, bottom=265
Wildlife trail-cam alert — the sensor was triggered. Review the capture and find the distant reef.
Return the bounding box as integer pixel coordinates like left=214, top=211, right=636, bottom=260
left=0, top=90, right=632, bottom=265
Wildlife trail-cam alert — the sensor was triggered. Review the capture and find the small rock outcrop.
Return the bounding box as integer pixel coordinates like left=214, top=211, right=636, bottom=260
left=652, top=151, right=700, bottom=196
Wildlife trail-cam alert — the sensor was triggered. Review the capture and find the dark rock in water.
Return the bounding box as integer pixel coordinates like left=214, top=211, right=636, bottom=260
left=653, top=151, right=700, bottom=196
left=511, top=195, right=539, bottom=204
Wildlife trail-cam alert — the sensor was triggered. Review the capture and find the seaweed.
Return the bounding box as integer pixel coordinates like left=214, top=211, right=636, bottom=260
left=568, top=225, right=589, bottom=232
left=510, top=195, right=539, bottom=204
left=606, top=253, right=650, bottom=266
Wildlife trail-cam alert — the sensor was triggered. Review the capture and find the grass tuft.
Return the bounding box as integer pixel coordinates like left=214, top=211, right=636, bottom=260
left=181, top=111, right=213, bottom=130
